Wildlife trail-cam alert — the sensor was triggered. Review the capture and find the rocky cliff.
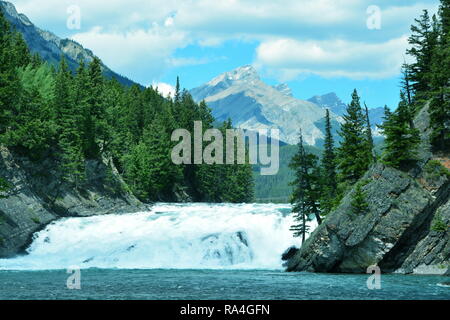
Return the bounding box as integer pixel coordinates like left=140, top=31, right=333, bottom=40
left=284, top=105, right=450, bottom=275
left=0, top=147, right=149, bottom=258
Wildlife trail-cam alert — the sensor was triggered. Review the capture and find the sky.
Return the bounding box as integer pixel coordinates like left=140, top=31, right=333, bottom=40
left=9, top=0, right=441, bottom=108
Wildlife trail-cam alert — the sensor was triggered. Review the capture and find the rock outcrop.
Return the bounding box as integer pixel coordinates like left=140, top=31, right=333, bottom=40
left=284, top=105, right=450, bottom=275
left=0, top=147, right=149, bottom=258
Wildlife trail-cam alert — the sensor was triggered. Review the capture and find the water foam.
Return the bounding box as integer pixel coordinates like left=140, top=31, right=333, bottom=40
left=0, top=203, right=317, bottom=270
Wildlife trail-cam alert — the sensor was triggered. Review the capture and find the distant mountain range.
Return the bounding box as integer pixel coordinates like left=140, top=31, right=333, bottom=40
left=0, top=1, right=136, bottom=87
left=191, top=66, right=385, bottom=146
left=308, top=92, right=385, bottom=133
left=190, top=65, right=342, bottom=146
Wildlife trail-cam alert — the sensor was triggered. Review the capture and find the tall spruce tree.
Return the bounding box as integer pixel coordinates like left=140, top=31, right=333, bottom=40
left=407, top=10, right=439, bottom=102
left=337, top=89, right=371, bottom=185
left=429, top=0, right=450, bottom=151
left=378, top=92, right=420, bottom=168
left=320, top=109, right=337, bottom=216
left=55, top=58, right=85, bottom=185
left=290, top=132, right=322, bottom=241
left=364, top=102, right=376, bottom=162
left=0, top=10, right=22, bottom=136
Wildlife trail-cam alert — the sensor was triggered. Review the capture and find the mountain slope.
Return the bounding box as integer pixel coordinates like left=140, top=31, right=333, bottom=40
left=0, top=1, right=136, bottom=87
left=308, top=92, right=385, bottom=132
left=191, top=65, right=341, bottom=146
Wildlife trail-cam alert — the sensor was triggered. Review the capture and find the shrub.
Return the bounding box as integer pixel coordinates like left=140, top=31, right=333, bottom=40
left=431, top=214, right=448, bottom=233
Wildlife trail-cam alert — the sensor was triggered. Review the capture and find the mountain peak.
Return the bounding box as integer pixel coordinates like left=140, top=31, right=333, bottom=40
left=272, top=83, right=292, bottom=97
left=207, top=65, right=260, bottom=86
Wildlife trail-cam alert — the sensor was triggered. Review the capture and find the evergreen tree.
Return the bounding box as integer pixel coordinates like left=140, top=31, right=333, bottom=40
left=407, top=10, right=439, bottom=102
left=84, top=57, right=107, bottom=158
left=429, top=1, right=450, bottom=151
left=290, top=132, right=321, bottom=241
left=123, top=115, right=181, bottom=200
left=378, top=93, right=421, bottom=168
left=0, top=10, right=22, bottom=135
left=319, top=109, right=337, bottom=216
left=337, top=89, right=371, bottom=185
left=364, top=102, right=376, bottom=162
left=350, top=183, right=369, bottom=215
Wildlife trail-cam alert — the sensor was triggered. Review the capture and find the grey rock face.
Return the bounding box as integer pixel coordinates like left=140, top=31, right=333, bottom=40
left=285, top=106, right=449, bottom=275
left=0, top=1, right=136, bottom=87
left=285, top=163, right=449, bottom=274
left=0, top=147, right=148, bottom=258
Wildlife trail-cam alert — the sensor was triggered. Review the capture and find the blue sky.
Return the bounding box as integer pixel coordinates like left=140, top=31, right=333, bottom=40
left=10, top=0, right=440, bottom=108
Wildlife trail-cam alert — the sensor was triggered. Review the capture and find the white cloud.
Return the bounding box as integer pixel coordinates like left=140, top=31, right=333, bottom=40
left=255, top=36, right=410, bottom=80
left=9, top=0, right=441, bottom=83
left=151, top=82, right=175, bottom=98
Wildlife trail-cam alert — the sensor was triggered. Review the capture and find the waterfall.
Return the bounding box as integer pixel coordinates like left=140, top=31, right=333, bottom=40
left=0, top=203, right=317, bottom=270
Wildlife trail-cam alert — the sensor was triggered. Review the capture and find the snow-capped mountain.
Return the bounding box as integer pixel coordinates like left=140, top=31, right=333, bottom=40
left=191, top=65, right=340, bottom=146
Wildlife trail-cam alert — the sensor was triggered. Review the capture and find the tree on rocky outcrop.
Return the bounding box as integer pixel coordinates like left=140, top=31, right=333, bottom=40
left=429, top=0, right=450, bottom=152
left=378, top=93, right=420, bottom=169
left=289, top=132, right=321, bottom=241
left=350, top=181, right=369, bottom=215
left=337, top=89, right=371, bottom=185
left=364, top=102, right=376, bottom=162
left=407, top=10, right=440, bottom=104
left=319, top=109, right=337, bottom=216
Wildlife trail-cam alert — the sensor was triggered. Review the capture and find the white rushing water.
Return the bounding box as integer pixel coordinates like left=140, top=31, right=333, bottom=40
left=0, top=203, right=317, bottom=270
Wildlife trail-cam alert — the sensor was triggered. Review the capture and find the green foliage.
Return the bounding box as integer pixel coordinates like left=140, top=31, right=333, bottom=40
left=337, top=89, right=372, bottom=184
left=424, top=160, right=450, bottom=180
left=320, top=109, right=338, bottom=216
left=289, top=132, right=322, bottom=240
left=404, top=1, right=450, bottom=151
left=254, top=144, right=321, bottom=202
left=378, top=93, right=420, bottom=169
left=0, top=11, right=254, bottom=203
left=431, top=213, right=448, bottom=232
left=350, top=182, right=369, bottom=215
left=0, top=176, right=10, bottom=198
left=31, top=216, right=40, bottom=224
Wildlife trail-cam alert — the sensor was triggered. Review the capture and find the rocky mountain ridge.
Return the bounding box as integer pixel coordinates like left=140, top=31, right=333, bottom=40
left=0, top=1, right=136, bottom=87
left=191, top=65, right=341, bottom=146
left=191, top=66, right=385, bottom=146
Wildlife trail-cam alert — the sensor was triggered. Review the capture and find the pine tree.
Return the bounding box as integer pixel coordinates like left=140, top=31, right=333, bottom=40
left=407, top=10, right=439, bottom=102
left=174, top=76, right=181, bottom=104
left=319, top=109, right=337, bottom=216
left=429, top=1, right=450, bottom=151
left=401, top=63, right=414, bottom=106
left=0, top=10, right=22, bottom=135
left=337, top=89, right=371, bottom=184
left=350, top=183, right=369, bottom=215
left=55, top=58, right=85, bottom=185
left=290, top=132, right=321, bottom=241
left=84, top=57, right=107, bottom=158
left=378, top=92, right=421, bottom=168
left=364, top=102, right=376, bottom=162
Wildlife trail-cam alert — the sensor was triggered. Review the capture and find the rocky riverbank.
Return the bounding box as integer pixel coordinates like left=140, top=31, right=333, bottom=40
left=284, top=105, right=450, bottom=275
left=0, top=146, right=149, bottom=258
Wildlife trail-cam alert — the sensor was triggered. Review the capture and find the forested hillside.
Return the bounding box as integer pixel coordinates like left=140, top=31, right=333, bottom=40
left=0, top=10, right=253, bottom=203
